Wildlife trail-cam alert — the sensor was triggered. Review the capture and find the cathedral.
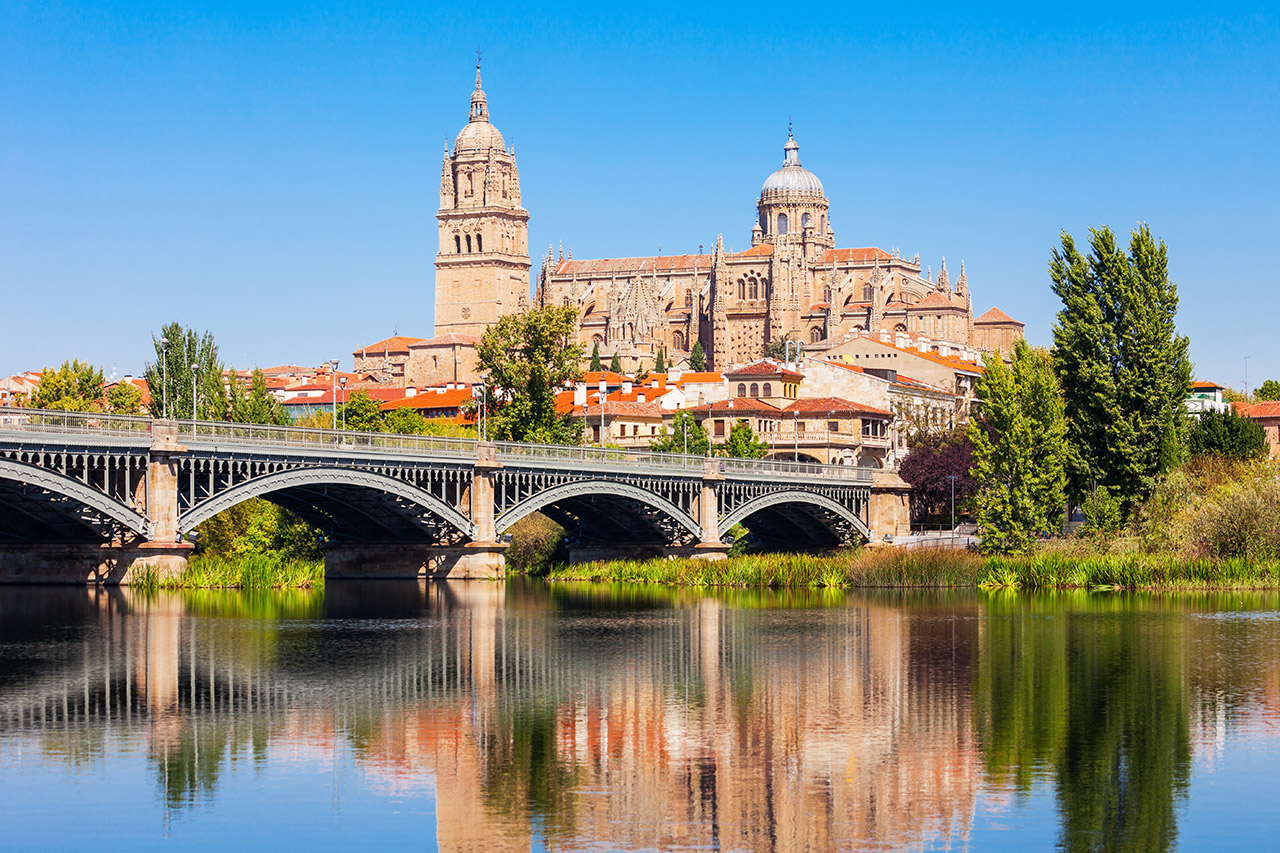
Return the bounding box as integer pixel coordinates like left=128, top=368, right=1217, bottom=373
left=422, top=66, right=1020, bottom=381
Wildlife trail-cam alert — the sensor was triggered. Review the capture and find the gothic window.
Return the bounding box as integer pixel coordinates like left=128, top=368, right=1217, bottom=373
left=801, top=212, right=810, bottom=230
left=760, top=211, right=768, bottom=234
left=750, top=383, right=759, bottom=396
left=823, top=286, right=832, bottom=302
left=820, top=215, right=825, bottom=234
left=863, top=285, right=873, bottom=300
left=777, top=213, right=788, bottom=235
left=455, top=235, right=461, bottom=253
left=592, top=334, right=603, bottom=345
left=738, top=279, right=746, bottom=300
left=737, top=383, right=747, bottom=397
left=673, top=331, right=686, bottom=350
left=563, top=297, right=571, bottom=307
left=685, top=290, right=692, bottom=308
left=894, top=323, right=907, bottom=333
left=762, top=382, right=772, bottom=396
left=502, top=172, right=508, bottom=198
left=466, top=234, right=472, bottom=253
left=810, top=327, right=823, bottom=343
left=476, top=233, right=483, bottom=253
left=466, top=172, right=474, bottom=197
left=748, top=278, right=759, bottom=299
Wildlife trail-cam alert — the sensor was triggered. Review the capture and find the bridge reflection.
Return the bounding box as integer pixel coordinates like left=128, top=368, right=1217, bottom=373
left=1, top=585, right=1278, bottom=850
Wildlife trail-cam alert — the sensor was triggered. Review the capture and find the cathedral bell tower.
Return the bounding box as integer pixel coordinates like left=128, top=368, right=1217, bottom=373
left=755, top=129, right=833, bottom=260
left=434, top=59, right=531, bottom=338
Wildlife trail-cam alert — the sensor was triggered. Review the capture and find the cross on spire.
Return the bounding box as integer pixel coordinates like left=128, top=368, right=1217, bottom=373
left=475, top=48, right=483, bottom=88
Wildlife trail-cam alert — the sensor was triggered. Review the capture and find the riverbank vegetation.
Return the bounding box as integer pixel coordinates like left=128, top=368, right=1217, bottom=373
left=136, top=553, right=323, bottom=590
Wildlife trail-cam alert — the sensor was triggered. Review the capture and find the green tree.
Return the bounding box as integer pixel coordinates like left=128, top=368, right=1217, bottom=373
left=689, top=340, right=706, bottom=372
left=649, top=410, right=711, bottom=456
left=762, top=334, right=798, bottom=361
left=717, top=418, right=768, bottom=459
left=654, top=349, right=666, bottom=373
left=1050, top=226, right=1191, bottom=513
left=1187, top=409, right=1267, bottom=460
left=228, top=368, right=286, bottom=425
left=476, top=305, right=584, bottom=444
left=589, top=341, right=602, bottom=372
left=32, top=360, right=105, bottom=410
left=339, top=390, right=384, bottom=432
left=106, top=382, right=144, bottom=414
left=384, top=407, right=429, bottom=435
left=144, top=322, right=226, bottom=419
left=1255, top=379, right=1280, bottom=401
left=968, top=340, right=1067, bottom=554
left=609, top=351, right=622, bottom=374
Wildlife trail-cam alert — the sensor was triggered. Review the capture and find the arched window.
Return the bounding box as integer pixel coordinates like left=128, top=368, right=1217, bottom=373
left=673, top=331, right=686, bottom=350
left=823, top=286, right=832, bottom=302
left=748, top=278, right=759, bottom=299
left=750, top=383, right=759, bottom=396
left=737, top=383, right=747, bottom=397
left=738, top=279, right=746, bottom=300
left=863, top=284, right=873, bottom=300
left=476, top=233, right=482, bottom=253
left=810, top=327, right=823, bottom=343
left=563, top=296, right=571, bottom=307
left=777, top=213, right=788, bottom=235
left=466, top=234, right=472, bottom=253
left=820, top=215, right=825, bottom=234
left=455, top=235, right=461, bottom=253
left=760, top=211, right=768, bottom=234
left=685, top=289, right=692, bottom=308
left=801, top=212, right=810, bottom=230
left=762, top=382, right=772, bottom=396
left=894, top=323, right=907, bottom=333
left=592, top=334, right=603, bottom=345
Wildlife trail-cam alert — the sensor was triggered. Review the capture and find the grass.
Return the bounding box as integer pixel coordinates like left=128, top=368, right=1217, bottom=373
left=132, top=553, right=324, bottom=590
left=540, top=546, right=1280, bottom=591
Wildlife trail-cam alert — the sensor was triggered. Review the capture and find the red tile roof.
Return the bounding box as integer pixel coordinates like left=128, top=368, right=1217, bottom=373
left=556, top=253, right=711, bottom=276
left=974, top=307, right=1022, bottom=325
left=823, top=247, right=894, bottom=264
left=379, top=388, right=473, bottom=412
left=910, top=292, right=962, bottom=310
left=582, top=400, right=666, bottom=418
left=690, top=398, right=784, bottom=415
left=672, top=372, right=723, bottom=386
left=1242, top=401, right=1280, bottom=418
left=283, top=387, right=409, bottom=406
left=724, top=360, right=803, bottom=380
left=1190, top=380, right=1223, bottom=390
left=736, top=243, right=774, bottom=257
left=411, top=333, right=480, bottom=347
left=784, top=397, right=893, bottom=417
left=353, top=336, right=427, bottom=355
left=582, top=370, right=630, bottom=385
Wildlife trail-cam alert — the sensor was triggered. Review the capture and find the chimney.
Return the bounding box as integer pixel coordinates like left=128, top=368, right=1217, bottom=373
left=879, top=329, right=890, bottom=343
left=406, top=387, right=417, bottom=397
left=622, top=380, right=633, bottom=394
left=668, top=368, right=682, bottom=382
left=573, top=383, right=586, bottom=407
left=637, top=393, right=646, bottom=403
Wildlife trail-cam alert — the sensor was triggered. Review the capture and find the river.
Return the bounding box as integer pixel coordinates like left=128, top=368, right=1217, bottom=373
left=1, top=581, right=1277, bottom=850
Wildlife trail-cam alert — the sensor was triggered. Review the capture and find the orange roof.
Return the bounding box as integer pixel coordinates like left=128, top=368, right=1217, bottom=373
left=556, top=253, right=711, bottom=276
left=910, top=292, right=962, bottom=310
left=823, top=247, right=894, bottom=264
left=974, top=307, right=1022, bottom=325
left=379, top=388, right=473, bottom=412
left=582, top=400, right=666, bottom=418
left=1190, top=380, right=1223, bottom=390
left=1241, top=401, right=1280, bottom=419
left=784, top=397, right=893, bottom=417
left=283, top=387, right=408, bottom=406
left=736, top=243, right=774, bottom=257
left=690, top=398, right=783, bottom=415
left=673, top=372, right=722, bottom=386
left=582, top=370, right=630, bottom=385
left=353, top=336, right=427, bottom=355
left=724, top=360, right=803, bottom=380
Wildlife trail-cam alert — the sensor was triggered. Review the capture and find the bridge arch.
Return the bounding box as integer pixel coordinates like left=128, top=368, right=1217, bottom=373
left=495, top=480, right=702, bottom=545
left=0, top=457, right=148, bottom=541
left=179, top=467, right=475, bottom=543
left=718, top=490, right=869, bottom=548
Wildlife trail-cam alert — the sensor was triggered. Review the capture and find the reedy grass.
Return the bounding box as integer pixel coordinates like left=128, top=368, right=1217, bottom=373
left=542, top=546, right=1280, bottom=590
left=131, top=553, right=323, bottom=590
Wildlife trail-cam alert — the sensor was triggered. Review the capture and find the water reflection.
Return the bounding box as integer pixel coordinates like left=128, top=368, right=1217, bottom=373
left=1, top=583, right=1278, bottom=850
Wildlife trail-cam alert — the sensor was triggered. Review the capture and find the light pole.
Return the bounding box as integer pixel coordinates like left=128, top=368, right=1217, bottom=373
left=191, top=365, right=198, bottom=421
left=826, top=410, right=832, bottom=464
left=159, top=337, right=170, bottom=419
left=598, top=378, right=607, bottom=447
left=330, top=360, right=339, bottom=431
left=793, top=410, right=799, bottom=461
left=339, top=376, right=347, bottom=431
left=948, top=474, right=958, bottom=546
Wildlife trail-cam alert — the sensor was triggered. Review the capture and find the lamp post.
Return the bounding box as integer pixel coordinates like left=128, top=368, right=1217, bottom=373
left=598, top=378, right=607, bottom=447
left=948, top=474, right=958, bottom=546
left=191, top=365, right=198, bottom=421
left=339, top=376, right=347, bottom=431
left=330, top=360, right=339, bottom=432
left=159, top=337, right=170, bottom=419
left=826, top=410, right=832, bottom=464
left=793, top=410, right=799, bottom=461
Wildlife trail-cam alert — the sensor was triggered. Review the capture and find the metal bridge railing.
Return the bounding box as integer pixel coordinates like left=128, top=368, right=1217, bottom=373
left=0, top=407, right=153, bottom=438
left=179, top=418, right=478, bottom=457
left=0, top=407, right=874, bottom=482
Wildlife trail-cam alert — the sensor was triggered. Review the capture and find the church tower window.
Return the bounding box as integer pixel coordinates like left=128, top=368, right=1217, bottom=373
left=455, top=235, right=461, bottom=253
left=748, top=278, right=759, bottom=299
left=777, top=213, right=788, bottom=235
left=466, top=234, right=472, bottom=253
left=810, top=327, right=823, bottom=343
left=801, top=212, right=810, bottom=230
left=738, top=279, right=746, bottom=300
left=476, top=233, right=483, bottom=252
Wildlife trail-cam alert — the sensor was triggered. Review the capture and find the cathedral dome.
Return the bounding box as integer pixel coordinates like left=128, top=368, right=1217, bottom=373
left=454, top=64, right=506, bottom=153
left=761, top=134, right=824, bottom=195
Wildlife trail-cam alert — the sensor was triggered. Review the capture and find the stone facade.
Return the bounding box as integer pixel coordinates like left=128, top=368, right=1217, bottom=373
left=404, top=334, right=480, bottom=387
left=536, top=132, right=1022, bottom=371
left=434, top=61, right=530, bottom=340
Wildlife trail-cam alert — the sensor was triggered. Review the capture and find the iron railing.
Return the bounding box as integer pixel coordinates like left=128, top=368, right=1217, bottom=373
left=0, top=407, right=874, bottom=481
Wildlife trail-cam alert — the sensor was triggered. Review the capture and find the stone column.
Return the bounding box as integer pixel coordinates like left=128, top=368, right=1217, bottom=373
left=869, top=470, right=912, bottom=542
left=691, top=458, right=730, bottom=561
left=454, top=441, right=507, bottom=578
left=129, top=420, right=193, bottom=582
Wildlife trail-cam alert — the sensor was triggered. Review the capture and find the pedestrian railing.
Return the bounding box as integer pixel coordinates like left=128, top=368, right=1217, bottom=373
left=0, top=407, right=875, bottom=482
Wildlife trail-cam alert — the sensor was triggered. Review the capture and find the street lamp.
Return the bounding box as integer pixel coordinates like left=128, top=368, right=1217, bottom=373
left=339, top=376, right=347, bottom=431
left=330, top=360, right=339, bottom=431
left=598, top=378, right=607, bottom=447
left=191, top=365, right=199, bottom=421
left=793, top=410, right=799, bottom=461
left=159, top=337, right=170, bottom=419
left=948, top=474, right=958, bottom=546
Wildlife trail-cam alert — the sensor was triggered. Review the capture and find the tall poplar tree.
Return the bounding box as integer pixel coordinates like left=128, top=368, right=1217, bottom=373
left=144, top=322, right=227, bottom=419
left=967, top=340, right=1067, bottom=554
left=1050, top=226, right=1190, bottom=511
left=589, top=341, right=602, bottom=372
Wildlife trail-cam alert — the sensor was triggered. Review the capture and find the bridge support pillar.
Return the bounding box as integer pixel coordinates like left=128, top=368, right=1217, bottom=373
left=692, top=460, right=730, bottom=561
left=870, top=470, right=912, bottom=542
left=132, top=420, right=192, bottom=581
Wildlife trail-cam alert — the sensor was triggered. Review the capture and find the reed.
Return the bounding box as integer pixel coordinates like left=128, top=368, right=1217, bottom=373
left=131, top=553, right=324, bottom=590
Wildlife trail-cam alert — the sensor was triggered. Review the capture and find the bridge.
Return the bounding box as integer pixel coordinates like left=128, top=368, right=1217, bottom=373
left=0, top=408, right=909, bottom=583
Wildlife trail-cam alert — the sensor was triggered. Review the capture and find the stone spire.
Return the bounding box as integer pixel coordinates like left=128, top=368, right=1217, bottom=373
left=711, top=235, right=731, bottom=370
left=470, top=53, right=488, bottom=123
left=938, top=256, right=949, bottom=293
left=439, top=148, right=454, bottom=207
left=955, top=259, right=968, bottom=297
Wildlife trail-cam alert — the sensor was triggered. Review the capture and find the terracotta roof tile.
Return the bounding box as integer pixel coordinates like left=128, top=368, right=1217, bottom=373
left=910, top=292, right=962, bottom=310
left=689, top=398, right=783, bottom=415
left=353, top=336, right=427, bottom=355
left=974, top=307, right=1022, bottom=325
left=1242, top=401, right=1280, bottom=418
left=1190, top=381, right=1223, bottom=390
left=822, top=247, right=894, bottom=263
left=724, top=360, right=803, bottom=380
left=379, top=388, right=473, bottom=412
left=784, top=397, right=893, bottom=417
left=672, top=372, right=722, bottom=385
left=556, top=253, right=711, bottom=277
left=582, top=400, right=666, bottom=418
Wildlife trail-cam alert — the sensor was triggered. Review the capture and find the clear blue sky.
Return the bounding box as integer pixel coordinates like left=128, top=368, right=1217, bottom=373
left=3, top=2, right=1277, bottom=388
